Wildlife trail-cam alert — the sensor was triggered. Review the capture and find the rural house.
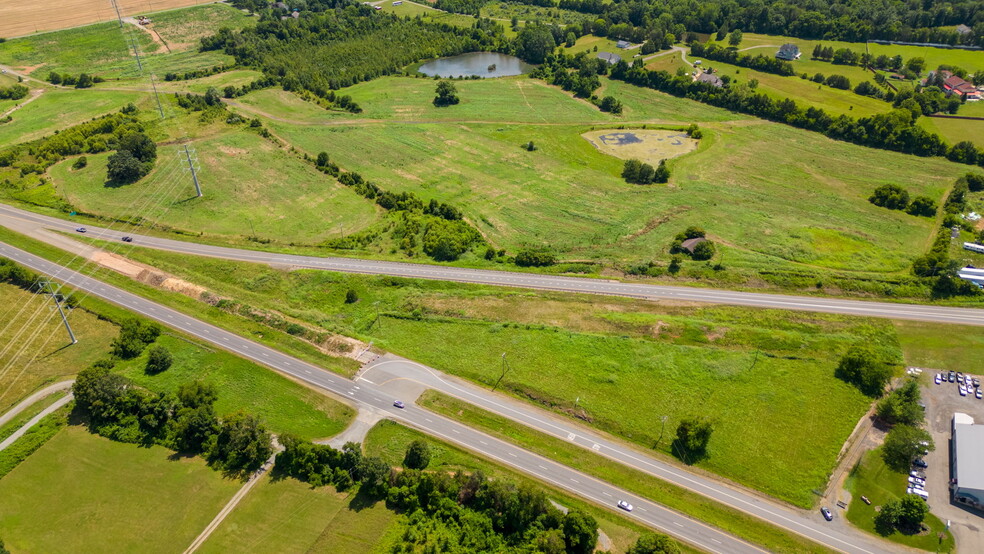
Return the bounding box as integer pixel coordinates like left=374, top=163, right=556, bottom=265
left=956, top=24, right=972, bottom=35
left=943, top=74, right=981, bottom=101
left=597, top=52, right=622, bottom=65
left=696, top=72, right=724, bottom=88
left=680, top=237, right=708, bottom=253
left=616, top=40, right=630, bottom=49
left=776, top=44, right=801, bottom=60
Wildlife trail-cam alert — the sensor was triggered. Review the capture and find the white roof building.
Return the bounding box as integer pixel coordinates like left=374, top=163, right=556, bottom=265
left=952, top=414, right=984, bottom=510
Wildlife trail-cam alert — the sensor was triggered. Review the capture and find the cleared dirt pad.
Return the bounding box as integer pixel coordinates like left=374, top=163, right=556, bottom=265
left=582, top=129, right=698, bottom=164
left=0, top=0, right=208, bottom=38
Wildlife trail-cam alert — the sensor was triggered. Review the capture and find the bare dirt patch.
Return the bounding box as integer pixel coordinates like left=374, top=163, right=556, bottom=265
left=217, top=145, right=248, bottom=155
left=0, top=0, right=205, bottom=38
left=582, top=129, right=699, bottom=165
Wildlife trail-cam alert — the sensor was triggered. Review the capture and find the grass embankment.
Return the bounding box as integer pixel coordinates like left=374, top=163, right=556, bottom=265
left=0, top=405, right=68, bottom=481
left=92, top=245, right=885, bottom=507
left=364, top=419, right=669, bottom=554
left=0, top=425, right=241, bottom=553
left=417, top=391, right=834, bottom=553
left=845, top=447, right=954, bottom=551
left=199, top=472, right=399, bottom=553
left=115, top=334, right=354, bottom=439
left=49, top=128, right=384, bottom=244
left=0, top=283, right=117, bottom=414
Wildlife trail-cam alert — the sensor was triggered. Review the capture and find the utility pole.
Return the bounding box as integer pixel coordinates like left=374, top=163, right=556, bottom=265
left=129, top=35, right=143, bottom=71
left=149, top=75, right=165, bottom=119
left=182, top=145, right=202, bottom=197
left=37, top=281, right=77, bottom=345
left=491, top=352, right=510, bottom=392
left=372, top=301, right=382, bottom=331
left=110, top=0, right=124, bottom=27
left=656, top=415, right=669, bottom=447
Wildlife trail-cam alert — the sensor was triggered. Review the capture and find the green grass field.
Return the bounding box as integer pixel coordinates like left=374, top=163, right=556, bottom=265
left=163, top=69, right=265, bottom=94
left=199, top=472, right=399, bottom=553
left=919, top=113, right=984, bottom=148
left=0, top=21, right=153, bottom=78
left=417, top=391, right=834, bottom=553
left=483, top=1, right=589, bottom=26
left=378, top=0, right=479, bottom=30
left=113, top=334, right=354, bottom=440
left=96, top=246, right=892, bottom=506
left=145, top=3, right=256, bottom=52
left=0, top=283, right=117, bottom=414
left=0, top=89, right=144, bottom=147
left=0, top=425, right=241, bottom=553
left=894, top=320, right=984, bottom=371
left=257, top=77, right=961, bottom=275
left=845, top=447, right=954, bottom=551
left=364, top=420, right=651, bottom=553
left=49, top=128, right=384, bottom=243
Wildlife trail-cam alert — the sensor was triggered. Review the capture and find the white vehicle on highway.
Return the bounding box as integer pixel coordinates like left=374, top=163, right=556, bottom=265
left=907, top=488, right=929, bottom=500
left=617, top=500, right=633, bottom=512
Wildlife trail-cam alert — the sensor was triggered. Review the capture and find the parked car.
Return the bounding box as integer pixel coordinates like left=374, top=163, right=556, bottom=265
left=907, top=488, right=929, bottom=500
left=121, top=236, right=132, bottom=242
left=960, top=385, right=968, bottom=396
left=617, top=500, right=633, bottom=512
left=949, top=371, right=956, bottom=382
left=910, top=470, right=925, bottom=478
left=973, top=377, right=981, bottom=388
left=913, top=459, right=928, bottom=468
left=977, top=389, right=982, bottom=400
left=935, top=374, right=942, bottom=385
left=909, top=476, right=926, bottom=486
left=957, top=372, right=965, bottom=383
left=820, top=507, right=833, bottom=521
left=75, top=227, right=86, bottom=233
left=393, top=400, right=405, bottom=409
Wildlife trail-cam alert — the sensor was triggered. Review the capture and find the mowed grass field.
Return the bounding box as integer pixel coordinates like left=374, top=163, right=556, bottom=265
left=893, top=320, right=984, bottom=371
left=0, top=283, right=117, bottom=414
left=0, top=425, right=241, bottom=554
left=199, top=473, right=399, bottom=553
left=255, top=76, right=963, bottom=274
left=49, top=128, right=384, bottom=243
left=113, top=334, right=354, bottom=439
left=0, top=89, right=145, bottom=146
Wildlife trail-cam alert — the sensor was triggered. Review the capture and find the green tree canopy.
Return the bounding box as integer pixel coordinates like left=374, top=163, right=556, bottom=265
left=628, top=532, right=681, bottom=553
left=562, top=509, right=598, bottom=554
left=882, top=425, right=932, bottom=471
left=433, top=80, right=460, bottom=107
left=875, top=381, right=923, bottom=425
left=834, top=344, right=893, bottom=397
left=403, top=439, right=432, bottom=470
left=145, top=345, right=173, bottom=375
left=517, top=24, right=556, bottom=64
left=674, top=416, right=713, bottom=461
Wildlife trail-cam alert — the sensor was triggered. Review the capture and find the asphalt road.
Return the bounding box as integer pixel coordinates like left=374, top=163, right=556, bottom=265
left=2, top=203, right=983, bottom=326
left=0, top=240, right=770, bottom=554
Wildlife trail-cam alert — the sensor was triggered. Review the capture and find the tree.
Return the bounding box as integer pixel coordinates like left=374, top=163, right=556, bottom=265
left=48, top=71, right=62, bottom=84
left=344, top=289, right=359, bottom=304
left=966, top=173, right=984, bottom=192
left=906, top=196, right=937, bottom=217
left=72, top=156, right=88, bottom=170
left=562, top=510, right=598, bottom=554
left=691, top=240, right=715, bottom=260
left=728, top=29, right=743, bottom=47
left=0, top=537, right=8, bottom=554
left=106, top=150, right=147, bottom=183
left=75, top=73, right=93, bottom=88
left=622, top=159, right=642, bottom=182
left=433, top=80, right=460, bottom=107
left=668, top=255, right=682, bottom=274
left=118, top=132, right=157, bottom=163
left=316, top=152, right=329, bottom=166
left=403, top=439, right=431, bottom=470
left=206, top=410, right=273, bottom=472
left=905, top=57, right=926, bottom=75
left=628, top=532, right=681, bottom=554
left=145, top=345, right=173, bottom=374
left=653, top=159, right=670, bottom=183
left=876, top=381, right=923, bottom=425
left=178, top=380, right=219, bottom=409
left=204, top=86, right=222, bottom=106
left=882, top=424, right=932, bottom=471
left=895, top=494, right=929, bottom=528
left=565, top=32, right=576, bottom=48
left=516, top=25, right=556, bottom=64
left=873, top=498, right=901, bottom=534
left=599, top=95, right=623, bottom=114
left=674, top=417, right=713, bottom=460
left=835, top=344, right=893, bottom=396
left=515, top=249, right=556, bottom=267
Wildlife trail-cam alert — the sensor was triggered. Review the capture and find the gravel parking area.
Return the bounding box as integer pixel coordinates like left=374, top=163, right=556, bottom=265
left=921, top=369, right=984, bottom=554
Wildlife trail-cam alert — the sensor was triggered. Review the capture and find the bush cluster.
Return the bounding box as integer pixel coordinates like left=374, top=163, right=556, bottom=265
left=0, top=84, right=28, bottom=100
left=868, top=184, right=937, bottom=217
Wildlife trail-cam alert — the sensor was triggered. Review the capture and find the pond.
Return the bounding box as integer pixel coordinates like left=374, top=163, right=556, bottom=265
left=418, top=52, right=534, bottom=78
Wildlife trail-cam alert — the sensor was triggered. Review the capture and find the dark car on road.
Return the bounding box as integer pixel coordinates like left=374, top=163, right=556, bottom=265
left=949, top=372, right=955, bottom=382
left=121, top=236, right=133, bottom=242
left=821, top=507, right=833, bottom=521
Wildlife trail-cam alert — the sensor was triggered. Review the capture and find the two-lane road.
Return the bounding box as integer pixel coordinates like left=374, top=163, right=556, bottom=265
left=2, top=203, right=983, bottom=326
left=0, top=240, right=901, bottom=553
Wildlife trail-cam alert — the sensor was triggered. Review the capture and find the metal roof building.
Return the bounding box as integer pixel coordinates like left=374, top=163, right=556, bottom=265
left=952, top=414, right=984, bottom=510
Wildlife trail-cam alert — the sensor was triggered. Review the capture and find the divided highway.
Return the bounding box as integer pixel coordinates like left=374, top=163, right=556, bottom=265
left=2, top=203, right=983, bottom=326
left=0, top=238, right=897, bottom=554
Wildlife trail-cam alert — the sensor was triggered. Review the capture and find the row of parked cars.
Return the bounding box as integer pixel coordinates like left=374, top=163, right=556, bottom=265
left=907, top=462, right=930, bottom=500
left=934, top=370, right=983, bottom=399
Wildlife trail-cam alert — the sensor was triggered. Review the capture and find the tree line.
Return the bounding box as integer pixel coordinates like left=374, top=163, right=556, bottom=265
left=690, top=42, right=795, bottom=77
left=0, top=83, right=28, bottom=100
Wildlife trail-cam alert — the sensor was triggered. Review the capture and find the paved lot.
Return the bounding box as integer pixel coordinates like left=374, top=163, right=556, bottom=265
left=922, top=370, right=984, bottom=554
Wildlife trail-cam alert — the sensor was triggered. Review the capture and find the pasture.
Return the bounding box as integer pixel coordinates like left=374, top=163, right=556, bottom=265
left=0, top=0, right=210, bottom=38
left=199, top=473, right=398, bottom=553
left=0, top=89, right=145, bottom=146
left=0, top=283, right=117, bottom=415
left=0, top=425, right=241, bottom=553
left=49, top=129, right=384, bottom=244
left=113, top=334, right=354, bottom=439
left=259, top=77, right=961, bottom=275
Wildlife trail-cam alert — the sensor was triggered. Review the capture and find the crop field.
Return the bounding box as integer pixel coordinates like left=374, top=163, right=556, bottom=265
left=199, top=473, right=399, bottom=553
left=0, top=89, right=145, bottom=146
left=49, top=129, right=384, bottom=243
left=0, top=1, right=212, bottom=38
left=0, top=283, right=117, bottom=415
left=257, top=77, right=962, bottom=274
left=0, top=425, right=241, bottom=553
left=113, top=334, right=354, bottom=439
left=583, top=129, right=699, bottom=163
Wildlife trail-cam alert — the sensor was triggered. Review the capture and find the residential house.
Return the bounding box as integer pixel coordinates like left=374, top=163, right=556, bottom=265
left=597, top=52, right=622, bottom=65
left=695, top=72, right=723, bottom=88
left=776, top=43, right=801, bottom=60
left=956, top=24, right=972, bottom=35
left=616, top=40, right=630, bottom=49
left=943, top=74, right=981, bottom=101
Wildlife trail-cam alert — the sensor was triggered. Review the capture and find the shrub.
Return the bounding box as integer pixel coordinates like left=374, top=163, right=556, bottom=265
left=869, top=184, right=910, bottom=210
left=906, top=196, right=937, bottom=217
left=691, top=240, right=715, bottom=260
left=344, top=289, right=359, bottom=304
left=72, top=156, right=87, bottom=170
left=403, top=440, right=431, bottom=470
left=106, top=150, right=147, bottom=183
left=144, top=345, right=173, bottom=374
left=834, top=344, right=893, bottom=397
left=599, top=95, right=623, bottom=114
left=515, top=249, right=556, bottom=267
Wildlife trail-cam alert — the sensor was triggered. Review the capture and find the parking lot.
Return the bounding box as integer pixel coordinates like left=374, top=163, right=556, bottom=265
left=920, top=368, right=984, bottom=554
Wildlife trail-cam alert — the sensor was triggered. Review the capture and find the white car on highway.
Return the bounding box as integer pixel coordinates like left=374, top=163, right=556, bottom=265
left=617, top=500, right=633, bottom=512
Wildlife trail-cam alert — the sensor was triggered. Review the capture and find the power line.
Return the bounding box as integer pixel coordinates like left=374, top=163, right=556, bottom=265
left=36, top=280, right=77, bottom=345
left=182, top=145, right=202, bottom=197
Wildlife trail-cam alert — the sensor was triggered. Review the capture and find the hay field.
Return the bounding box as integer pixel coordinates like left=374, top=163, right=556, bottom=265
left=583, top=129, right=699, bottom=163
left=0, top=0, right=215, bottom=39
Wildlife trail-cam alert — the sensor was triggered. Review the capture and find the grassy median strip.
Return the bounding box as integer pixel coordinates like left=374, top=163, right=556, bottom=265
left=417, top=390, right=835, bottom=554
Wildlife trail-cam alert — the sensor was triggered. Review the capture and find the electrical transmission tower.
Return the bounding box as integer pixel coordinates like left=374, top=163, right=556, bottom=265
left=37, top=281, right=77, bottom=345
left=180, top=145, right=203, bottom=197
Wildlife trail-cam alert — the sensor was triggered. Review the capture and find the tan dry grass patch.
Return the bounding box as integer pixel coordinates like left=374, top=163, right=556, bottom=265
left=582, top=129, right=698, bottom=165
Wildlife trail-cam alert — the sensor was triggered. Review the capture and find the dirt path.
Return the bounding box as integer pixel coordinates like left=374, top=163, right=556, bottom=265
left=0, top=393, right=73, bottom=452
left=0, top=380, right=73, bottom=428
left=122, top=17, right=171, bottom=54
left=0, top=87, right=44, bottom=119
